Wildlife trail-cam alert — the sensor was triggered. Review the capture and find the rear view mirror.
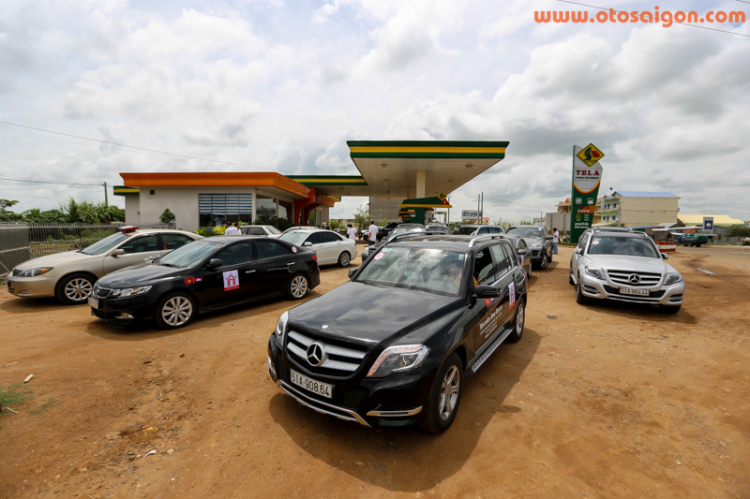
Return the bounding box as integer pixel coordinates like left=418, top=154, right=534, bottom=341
left=348, top=268, right=358, bottom=279
left=110, top=249, right=125, bottom=257
left=208, top=258, right=223, bottom=269
left=475, top=285, right=500, bottom=298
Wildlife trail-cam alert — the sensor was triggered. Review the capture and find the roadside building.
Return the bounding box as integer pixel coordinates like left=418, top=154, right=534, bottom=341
left=600, top=191, right=679, bottom=227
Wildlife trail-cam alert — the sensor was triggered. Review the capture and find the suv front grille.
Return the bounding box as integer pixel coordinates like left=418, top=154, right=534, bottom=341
left=286, top=330, right=367, bottom=375
left=607, top=270, right=662, bottom=287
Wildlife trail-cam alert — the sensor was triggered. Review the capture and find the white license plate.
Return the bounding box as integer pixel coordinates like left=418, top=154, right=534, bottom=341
left=88, top=297, right=99, bottom=309
left=290, top=369, right=333, bottom=399
left=619, top=288, right=650, bottom=296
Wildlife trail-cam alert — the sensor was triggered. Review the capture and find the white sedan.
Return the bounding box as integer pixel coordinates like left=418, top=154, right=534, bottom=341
left=278, top=229, right=358, bottom=267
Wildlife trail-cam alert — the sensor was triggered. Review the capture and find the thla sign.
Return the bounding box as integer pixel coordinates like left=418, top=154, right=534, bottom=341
left=570, top=144, right=605, bottom=243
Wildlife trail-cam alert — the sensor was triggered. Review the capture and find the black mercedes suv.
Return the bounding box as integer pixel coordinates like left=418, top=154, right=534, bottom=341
left=267, top=234, right=528, bottom=433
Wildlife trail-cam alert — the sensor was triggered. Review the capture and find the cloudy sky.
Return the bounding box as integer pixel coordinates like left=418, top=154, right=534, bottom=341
left=1, top=0, right=748, bottom=222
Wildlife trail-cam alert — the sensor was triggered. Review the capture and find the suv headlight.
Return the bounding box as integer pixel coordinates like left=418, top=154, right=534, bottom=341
left=531, top=243, right=542, bottom=249
left=585, top=266, right=604, bottom=280
left=274, top=311, right=289, bottom=344
left=665, top=273, right=682, bottom=285
left=16, top=267, right=53, bottom=277
left=367, top=345, right=430, bottom=378
left=110, top=286, right=152, bottom=298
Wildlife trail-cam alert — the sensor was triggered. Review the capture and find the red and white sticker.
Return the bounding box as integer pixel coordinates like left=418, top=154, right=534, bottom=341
left=508, top=281, right=516, bottom=308
left=223, top=270, right=239, bottom=291
left=291, top=246, right=297, bottom=253
left=374, top=252, right=385, bottom=261
left=592, top=240, right=600, bottom=245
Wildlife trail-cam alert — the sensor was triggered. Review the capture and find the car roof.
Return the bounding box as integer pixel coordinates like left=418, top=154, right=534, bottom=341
left=509, top=225, right=544, bottom=229
left=588, top=232, right=649, bottom=239
left=387, top=234, right=511, bottom=251
left=128, top=229, right=197, bottom=236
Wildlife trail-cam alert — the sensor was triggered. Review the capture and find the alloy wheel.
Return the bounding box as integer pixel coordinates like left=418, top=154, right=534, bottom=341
left=516, top=301, right=525, bottom=335
left=438, top=366, right=461, bottom=421
left=161, top=296, right=193, bottom=327
left=339, top=252, right=350, bottom=267
left=64, top=278, right=92, bottom=303
left=290, top=275, right=308, bottom=298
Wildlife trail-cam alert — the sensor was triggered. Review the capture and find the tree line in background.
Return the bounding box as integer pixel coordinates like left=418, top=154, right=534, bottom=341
left=0, top=199, right=125, bottom=224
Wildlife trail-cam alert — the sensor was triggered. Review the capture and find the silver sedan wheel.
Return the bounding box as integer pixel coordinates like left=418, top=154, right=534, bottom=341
left=161, top=296, right=193, bottom=327
left=438, top=366, right=461, bottom=421
left=290, top=275, right=308, bottom=298
left=65, top=278, right=93, bottom=302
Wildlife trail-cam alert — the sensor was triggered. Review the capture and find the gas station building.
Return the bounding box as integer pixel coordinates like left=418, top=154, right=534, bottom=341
left=115, top=140, right=508, bottom=230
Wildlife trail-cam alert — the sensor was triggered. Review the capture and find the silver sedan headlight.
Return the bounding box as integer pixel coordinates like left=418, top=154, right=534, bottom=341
left=665, top=273, right=683, bottom=285
left=110, top=286, right=152, bottom=298
left=585, top=266, right=604, bottom=280
left=15, top=267, right=53, bottom=277
left=367, top=345, right=430, bottom=378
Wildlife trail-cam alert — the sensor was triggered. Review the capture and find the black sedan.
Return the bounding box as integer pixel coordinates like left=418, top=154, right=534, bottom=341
left=90, top=236, right=320, bottom=329
left=268, top=235, right=528, bottom=433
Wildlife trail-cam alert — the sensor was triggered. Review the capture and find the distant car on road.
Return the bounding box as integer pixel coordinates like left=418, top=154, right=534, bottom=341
left=569, top=229, right=685, bottom=313
left=674, top=233, right=708, bottom=247
left=90, top=236, right=320, bottom=329
left=506, top=225, right=553, bottom=270
left=279, top=229, right=358, bottom=267
left=6, top=227, right=201, bottom=305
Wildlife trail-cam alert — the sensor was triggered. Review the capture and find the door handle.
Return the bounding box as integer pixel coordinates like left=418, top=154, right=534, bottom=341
left=245, top=270, right=256, bottom=274
left=287, top=262, right=295, bottom=266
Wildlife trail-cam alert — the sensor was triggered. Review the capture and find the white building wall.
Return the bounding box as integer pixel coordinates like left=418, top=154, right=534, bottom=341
left=125, top=196, right=140, bottom=226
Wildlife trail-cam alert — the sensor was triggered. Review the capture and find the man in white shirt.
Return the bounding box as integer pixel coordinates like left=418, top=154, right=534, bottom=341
left=224, top=222, right=240, bottom=236
left=552, top=227, right=559, bottom=254
left=346, top=224, right=357, bottom=240
left=368, top=220, right=378, bottom=246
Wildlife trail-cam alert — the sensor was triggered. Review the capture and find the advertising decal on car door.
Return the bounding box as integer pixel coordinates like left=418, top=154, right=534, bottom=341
left=223, top=270, right=239, bottom=291
left=508, top=281, right=516, bottom=308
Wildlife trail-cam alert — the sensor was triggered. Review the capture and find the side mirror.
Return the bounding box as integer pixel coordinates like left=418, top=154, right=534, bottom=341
left=517, top=248, right=527, bottom=255
left=475, top=284, right=500, bottom=298
left=303, top=242, right=313, bottom=247
left=545, top=235, right=553, bottom=240
left=348, top=268, right=358, bottom=279
left=147, top=255, right=160, bottom=263
left=110, top=249, right=125, bottom=257
left=661, top=253, right=669, bottom=260
left=575, top=247, right=583, bottom=255
left=208, top=258, right=223, bottom=269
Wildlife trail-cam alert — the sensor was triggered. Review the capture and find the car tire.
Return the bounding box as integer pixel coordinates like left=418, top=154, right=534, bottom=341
left=337, top=252, right=351, bottom=267
left=576, top=276, right=590, bottom=305
left=286, top=273, right=310, bottom=300
left=660, top=304, right=681, bottom=314
left=155, top=292, right=196, bottom=329
left=56, top=273, right=96, bottom=305
left=569, top=269, right=575, bottom=285
left=420, top=353, right=463, bottom=434
left=540, top=252, right=549, bottom=270
left=506, top=298, right=525, bottom=343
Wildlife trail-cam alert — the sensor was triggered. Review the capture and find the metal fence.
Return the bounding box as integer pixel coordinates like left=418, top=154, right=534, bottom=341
left=0, top=223, right=174, bottom=276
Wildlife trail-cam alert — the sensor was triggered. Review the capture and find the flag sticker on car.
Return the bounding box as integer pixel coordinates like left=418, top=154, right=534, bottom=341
left=184, top=277, right=195, bottom=285
left=223, top=270, right=239, bottom=291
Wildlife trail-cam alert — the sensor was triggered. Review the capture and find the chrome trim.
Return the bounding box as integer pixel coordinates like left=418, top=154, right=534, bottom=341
left=287, top=343, right=359, bottom=371
left=276, top=380, right=370, bottom=427
left=366, top=407, right=422, bottom=417
left=468, top=234, right=505, bottom=248
left=268, top=356, right=276, bottom=378
left=287, top=330, right=366, bottom=373
left=607, top=269, right=661, bottom=287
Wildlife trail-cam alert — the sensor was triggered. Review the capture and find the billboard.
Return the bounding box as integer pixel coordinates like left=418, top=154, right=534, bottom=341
left=462, top=210, right=479, bottom=219
left=570, top=144, right=604, bottom=244
left=703, top=217, right=714, bottom=232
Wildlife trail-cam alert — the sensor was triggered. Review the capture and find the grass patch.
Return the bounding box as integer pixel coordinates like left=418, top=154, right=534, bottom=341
left=29, top=396, right=61, bottom=415
left=0, top=383, right=34, bottom=415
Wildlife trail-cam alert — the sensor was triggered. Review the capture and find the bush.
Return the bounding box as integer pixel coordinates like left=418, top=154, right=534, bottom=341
left=254, top=216, right=294, bottom=232
left=160, top=208, right=176, bottom=225
left=725, top=224, right=750, bottom=238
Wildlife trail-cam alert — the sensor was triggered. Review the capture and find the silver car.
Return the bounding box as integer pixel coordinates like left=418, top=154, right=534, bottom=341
left=569, top=229, right=684, bottom=313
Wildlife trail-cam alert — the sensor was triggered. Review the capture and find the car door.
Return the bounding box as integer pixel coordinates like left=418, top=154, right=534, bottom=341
left=464, top=246, right=504, bottom=357
left=102, top=234, right=161, bottom=274
left=200, top=240, right=256, bottom=309
left=321, top=231, right=346, bottom=263
left=252, top=239, right=297, bottom=294
left=304, top=232, right=329, bottom=264
left=500, top=242, right=524, bottom=314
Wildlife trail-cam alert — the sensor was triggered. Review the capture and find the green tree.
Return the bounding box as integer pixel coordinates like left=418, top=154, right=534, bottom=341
left=353, top=204, right=370, bottom=230
left=329, top=219, right=342, bottom=231
left=160, top=208, right=176, bottom=225
left=0, top=199, right=21, bottom=221
left=379, top=217, right=389, bottom=226
left=725, top=224, right=750, bottom=238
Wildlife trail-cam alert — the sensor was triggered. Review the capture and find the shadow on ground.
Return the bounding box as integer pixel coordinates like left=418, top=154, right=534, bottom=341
left=269, top=328, right=541, bottom=492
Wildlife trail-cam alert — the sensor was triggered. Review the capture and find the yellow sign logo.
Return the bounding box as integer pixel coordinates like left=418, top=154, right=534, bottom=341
left=576, top=143, right=605, bottom=166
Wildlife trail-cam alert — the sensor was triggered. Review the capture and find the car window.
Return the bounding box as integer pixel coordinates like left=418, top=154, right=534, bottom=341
left=255, top=240, right=291, bottom=260
left=588, top=236, right=660, bottom=258
left=501, top=244, right=517, bottom=268
left=306, top=233, right=324, bottom=245
left=215, top=241, right=254, bottom=267
left=490, top=245, right=511, bottom=277
left=321, top=232, right=341, bottom=243
left=81, top=232, right=131, bottom=255
left=162, top=234, right=194, bottom=251
left=474, top=248, right=496, bottom=284
left=119, top=235, right=159, bottom=254
left=243, top=226, right=265, bottom=236
left=578, top=234, right=589, bottom=249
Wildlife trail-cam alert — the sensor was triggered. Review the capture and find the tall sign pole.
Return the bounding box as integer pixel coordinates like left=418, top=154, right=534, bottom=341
left=570, top=143, right=605, bottom=244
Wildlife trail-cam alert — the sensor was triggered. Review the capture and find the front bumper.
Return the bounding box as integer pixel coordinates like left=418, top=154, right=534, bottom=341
left=5, top=275, right=57, bottom=298
left=578, top=271, right=685, bottom=306
left=90, top=294, right=158, bottom=326
left=267, top=336, right=430, bottom=428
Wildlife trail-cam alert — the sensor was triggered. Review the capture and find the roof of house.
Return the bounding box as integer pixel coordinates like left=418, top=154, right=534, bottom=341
left=605, top=191, right=679, bottom=198
left=678, top=214, right=745, bottom=226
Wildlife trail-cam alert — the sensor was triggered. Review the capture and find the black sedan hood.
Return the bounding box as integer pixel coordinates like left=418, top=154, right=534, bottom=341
left=98, top=264, right=184, bottom=287
left=290, top=281, right=463, bottom=347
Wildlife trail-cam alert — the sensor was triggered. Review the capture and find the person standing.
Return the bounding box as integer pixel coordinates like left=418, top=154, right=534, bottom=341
left=346, top=224, right=356, bottom=241
left=552, top=227, right=559, bottom=254
left=368, top=220, right=378, bottom=246
left=225, top=222, right=240, bottom=236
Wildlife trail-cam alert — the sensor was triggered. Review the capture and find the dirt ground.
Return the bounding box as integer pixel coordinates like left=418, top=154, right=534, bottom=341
left=1, top=243, right=748, bottom=498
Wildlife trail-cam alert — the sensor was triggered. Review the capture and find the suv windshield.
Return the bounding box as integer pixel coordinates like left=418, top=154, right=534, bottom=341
left=279, top=231, right=310, bottom=246
left=588, top=236, right=660, bottom=258
left=508, top=227, right=544, bottom=238
left=160, top=240, right=222, bottom=268
left=455, top=227, right=477, bottom=235
left=355, top=247, right=466, bottom=296
left=80, top=232, right=131, bottom=255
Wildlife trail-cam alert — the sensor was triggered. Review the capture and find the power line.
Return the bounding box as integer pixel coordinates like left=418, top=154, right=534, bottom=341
left=0, top=120, right=297, bottom=174
left=0, top=175, right=102, bottom=187
left=555, top=0, right=750, bottom=38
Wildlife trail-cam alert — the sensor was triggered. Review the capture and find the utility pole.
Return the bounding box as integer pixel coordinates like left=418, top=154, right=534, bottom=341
left=103, top=182, right=108, bottom=207
left=477, top=194, right=480, bottom=224
left=480, top=191, right=484, bottom=224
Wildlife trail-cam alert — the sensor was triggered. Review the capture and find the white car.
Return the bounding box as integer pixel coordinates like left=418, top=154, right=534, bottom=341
left=240, top=225, right=282, bottom=237
left=278, top=229, right=358, bottom=267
